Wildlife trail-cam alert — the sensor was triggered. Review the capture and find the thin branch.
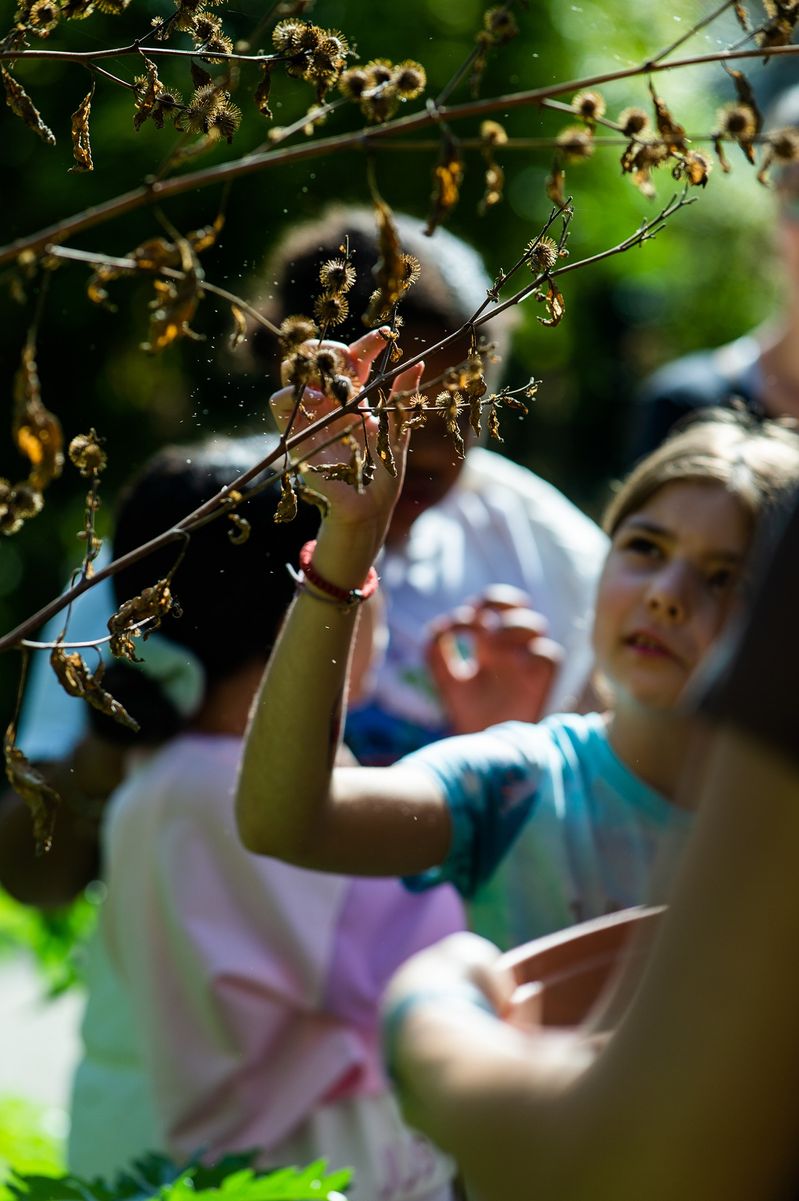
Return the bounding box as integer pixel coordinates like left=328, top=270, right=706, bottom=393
left=42, top=245, right=282, bottom=336
left=1, top=39, right=798, bottom=271
left=643, top=0, right=739, bottom=68
left=0, top=44, right=284, bottom=65
left=0, top=196, right=689, bottom=656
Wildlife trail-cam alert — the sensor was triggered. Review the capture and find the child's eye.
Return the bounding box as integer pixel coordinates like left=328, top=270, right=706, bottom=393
left=707, top=567, right=736, bottom=592
left=623, top=535, right=661, bottom=558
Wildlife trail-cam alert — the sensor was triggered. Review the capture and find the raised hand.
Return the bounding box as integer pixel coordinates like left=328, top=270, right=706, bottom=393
left=425, top=585, right=564, bottom=734
left=270, top=328, right=424, bottom=558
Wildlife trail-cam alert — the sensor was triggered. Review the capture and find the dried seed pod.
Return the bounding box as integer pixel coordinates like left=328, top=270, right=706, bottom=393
left=69, top=429, right=107, bottom=477
left=319, top=258, right=356, bottom=293
left=526, top=236, right=559, bottom=274
left=278, top=315, right=318, bottom=353
left=618, top=107, right=649, bottom=137
left=314, top=292, right=349, bottom=328
left=572, top=90, right=606, bottom=123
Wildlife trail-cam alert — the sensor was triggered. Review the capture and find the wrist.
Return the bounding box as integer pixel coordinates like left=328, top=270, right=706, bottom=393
left=313, top=520, right=384, bottom=589
left=295, top=539, right=379, bottom=610
left=382, top=982, right=496, bottom=1082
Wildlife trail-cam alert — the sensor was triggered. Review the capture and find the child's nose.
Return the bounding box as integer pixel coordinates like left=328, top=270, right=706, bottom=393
left=645, top=568, right=689, bottom=622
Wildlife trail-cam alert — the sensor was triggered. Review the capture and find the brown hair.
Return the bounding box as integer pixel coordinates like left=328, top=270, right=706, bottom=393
left=603, top=409, right=799, bottom=537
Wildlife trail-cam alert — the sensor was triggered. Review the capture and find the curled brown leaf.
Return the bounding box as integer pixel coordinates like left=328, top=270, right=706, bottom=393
left=13, top=343, right=64, bottom=491
left=2, top=65, right=55, bottom=146
left=4, top=725, right=61, bottom=854
left=68, top=87, right=94, bottom=172
left=50, top=647, right=139, bottom=732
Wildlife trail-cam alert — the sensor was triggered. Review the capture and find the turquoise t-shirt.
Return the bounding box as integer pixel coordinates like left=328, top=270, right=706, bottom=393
left=402, top=712, right=693, bottom=949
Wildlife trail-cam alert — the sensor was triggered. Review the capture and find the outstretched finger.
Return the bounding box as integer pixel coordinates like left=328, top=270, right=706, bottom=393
left=389, top=360, right=425, bottom=401
left=348, top=327, right=393, bottom=384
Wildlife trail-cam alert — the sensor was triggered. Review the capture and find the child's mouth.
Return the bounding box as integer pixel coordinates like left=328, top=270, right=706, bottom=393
left=625, top=632, right=677, bottom=660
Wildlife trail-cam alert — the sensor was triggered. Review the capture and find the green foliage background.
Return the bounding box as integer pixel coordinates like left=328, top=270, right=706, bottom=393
left=0, top=0, right=794, bottom=731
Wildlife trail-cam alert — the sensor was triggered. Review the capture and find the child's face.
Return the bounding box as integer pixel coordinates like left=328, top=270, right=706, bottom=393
left=592, top=480, right=751, bottom=712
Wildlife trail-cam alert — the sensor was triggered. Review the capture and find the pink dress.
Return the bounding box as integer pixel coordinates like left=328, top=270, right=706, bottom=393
left=69, top=733, right=464, bottom=1200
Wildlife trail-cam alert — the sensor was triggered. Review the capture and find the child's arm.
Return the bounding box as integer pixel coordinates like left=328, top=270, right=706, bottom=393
left=384, top=729, right=799, bottom=1201
left=236, top=331, right=452, bottom=875
left=383, top=490, right=799, bottom=1201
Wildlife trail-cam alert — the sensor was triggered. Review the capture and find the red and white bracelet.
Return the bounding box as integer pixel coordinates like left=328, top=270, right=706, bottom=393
left=290, top=539, right=379, bottom=610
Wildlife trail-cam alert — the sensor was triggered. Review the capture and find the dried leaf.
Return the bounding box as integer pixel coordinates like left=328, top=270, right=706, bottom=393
left=50, top=648, right=139, bottom=732
left=469, top=393, right=482, bottom=437
left=133, top=56, right=161, bottom=131
left=425, top=132, right=463, bottom=236
left=537, top=280, right=565, bottom=328
left=308, top=460, right=361, bottom=486
left=713, top=134, right=732, bottom=174
left=108, top=577, right=176, bottom=659
left=487, top=401, right=503, bottom=442
left=68, top=87, right=93, bottom=173
left=545, top=161, right=566, bottom=206
left=274, top=473, right=298, bottom=523
left=362, top=442, right=376, bottom=488
left=376, top=408, right=396, bottom=477
left=399, top=392, right=429, bottom=435
left=227, top=513, right=250, bottom=543
left=648, top=81, right=688, bottom=154
left=4, top=725, right=61, bottom=854
left=295, top=483, right=330, bottom=518
left=13, top=343, right=64, bottom=490
left=229, top=303, right=247, bottom=350
left=187, top=212, right=225, bottom=255
left=439, top=390, right=465, bottom=459
left=142, top=236, right=204, bottom=353
left=363, top=189, right=405, bottom=326
left=1, top=66, right=55, bottom=146
left=308, top=439, right=369, bottom=493
left=255, top=62, right=273, bottom=118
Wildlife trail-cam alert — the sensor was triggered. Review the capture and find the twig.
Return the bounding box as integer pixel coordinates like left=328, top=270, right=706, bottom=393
left=0, top=196, right=689, bottom=655
left=1, top=39, right=798, bottom=271
left=42, top=245, right=281, bottom=336
left=643, top=0, right=739, bottom=68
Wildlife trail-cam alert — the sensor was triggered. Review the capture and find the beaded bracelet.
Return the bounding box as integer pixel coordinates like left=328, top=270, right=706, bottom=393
left=291, top=539, right=379, bottom=610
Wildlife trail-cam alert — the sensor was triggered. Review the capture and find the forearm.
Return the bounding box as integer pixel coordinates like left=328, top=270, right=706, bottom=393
left=236, top=517, right=377, bottom=859
left=390, top=995, right=597, bottom=1201
left=391, top=730, right=799, bottom=1201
